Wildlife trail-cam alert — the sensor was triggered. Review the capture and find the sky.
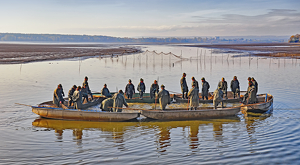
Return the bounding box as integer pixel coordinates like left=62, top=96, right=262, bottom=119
left=0, top=0, right=299, bottom=37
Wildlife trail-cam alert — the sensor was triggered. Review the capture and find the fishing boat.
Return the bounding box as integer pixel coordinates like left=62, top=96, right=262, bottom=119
left=141, top=106, right=241, bottom=121
left=32, top=97, right=140, bottom=122
left=171, top=91, right=247, bottom=104
left=241, top=93, right=273, bottom=113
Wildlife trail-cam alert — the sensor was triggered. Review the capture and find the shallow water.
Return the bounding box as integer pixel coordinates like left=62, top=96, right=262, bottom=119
left=1, top=43, right=300, bottom=164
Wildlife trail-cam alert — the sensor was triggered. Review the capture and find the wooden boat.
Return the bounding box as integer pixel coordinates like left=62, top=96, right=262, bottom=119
left=32, top=106, right=140, bottom=122
left=32, top=96, right=140, bottom=122
left=141, top=106, right=241, bottom=121
left=171, top=91, right=247, bottom=104
left=241, top=93, right=273, bottom=113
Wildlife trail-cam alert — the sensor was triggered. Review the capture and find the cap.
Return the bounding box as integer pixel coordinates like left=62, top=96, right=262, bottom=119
left=183, top=73, right=186, bottom=76
left=104, top=84, right=107, bottom=86
left=85, top=76, right=88, bottom=79
left=248, top=77, right=251, bottom=81
left=58, top=84, right=62, bottom=87
left=119, top=90, right=124, bottom=94
left=222, top=77, right=225, bottom=80
left=128, top=79, right=132, bottom=82
left=140, top=78, right=143, bottom=81
left=201, top=77, right=205, bottom=80
left=233, top=76, right=237, bottom=79
left=73, top=85, right=77, bottom=88
left=77, top=86, right=81, bottom=89
left=191, top=77, right=195, bottom=80
left=161, top=84, right=165, bottom=88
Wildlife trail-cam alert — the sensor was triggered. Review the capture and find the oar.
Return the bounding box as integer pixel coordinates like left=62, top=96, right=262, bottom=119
left=61, top=103, right=69, bottom=110
left=108, top=107, right=145, bottom=111
left=155, top=95, right=157, bottom=110
left=15, top=103, right=32, bottom=107
left=187, top=98, right=190, bottom=110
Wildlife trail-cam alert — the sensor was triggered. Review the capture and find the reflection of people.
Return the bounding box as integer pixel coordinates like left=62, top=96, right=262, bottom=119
left=55, top=129, right=63, bottom=140
left=158, top=127, right=171, bottom=153
left=53, top=84, right=65, bottom=107
left=150, top=80, right=159, bottom=99
left=180, top=73, right=188, bottom=99
left=157, top=85, right=170, bottom=110
left=125, top=79, right=135, bottom=99
left=213, top=122, right=223, bottom=142
left=112, top=90, right=128, bottom=112
left=189, top=124, right=199, bottom=149
left=188, top=83, right=199, bottom=110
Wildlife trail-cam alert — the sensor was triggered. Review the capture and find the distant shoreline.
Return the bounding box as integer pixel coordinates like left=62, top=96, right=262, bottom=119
left=0, top=43, right=141, bottom=64
left=182, top=43, right=300, bottom=58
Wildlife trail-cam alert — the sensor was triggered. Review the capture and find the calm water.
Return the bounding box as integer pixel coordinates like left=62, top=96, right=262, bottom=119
left=1, top=44, right=300, bottom=164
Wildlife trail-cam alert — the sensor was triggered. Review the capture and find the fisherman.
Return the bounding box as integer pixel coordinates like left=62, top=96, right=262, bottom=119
left=81, top=84, right=89, bottom=103
left=101, top=84, right=112, bottom=97
left=251, top=77, right=258, bottom=101
left=82, top=76, right=93, bottom=99
left=101, top=98, right=114, bottom=111
left=230, top=76, right=240, bottom=98
left=213, top=87, right=224, bottom=109
left=188, top=83, right=199, bottom=110
left=157, top=84, right=170, bottom=110
left=180, top=73, right=188, bottom=99
left=150, top=80, right=159, bottom=99
left=68, top=85, right=77, bottom=106
left=137, top=78, right=146, bottom=99
left=53, top=84, right=65, bottom=107
left=191, top=77, right=199, bottom=89
left=72, top=86, right=82, bottom=109
left=201, top=77, right=210, bottom=100
left=218, top=77, right=228, bottom=99
left=243, top=81, right=256, bottom=104
left=125, top=79, right=135, bottom=99
left=112, top=90, right=128, bottom=112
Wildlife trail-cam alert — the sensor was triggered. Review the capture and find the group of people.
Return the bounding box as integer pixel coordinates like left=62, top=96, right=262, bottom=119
left=180, top=73, right=258, bottom=109
left=53, top=73, right=259, bottom=112
left=53, top=76, right=93, bottom=109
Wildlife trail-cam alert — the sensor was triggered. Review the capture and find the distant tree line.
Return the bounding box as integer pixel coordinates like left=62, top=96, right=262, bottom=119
left=289, top=34, right=300, bottom=43
left=0, top=33, right=287, bottom=43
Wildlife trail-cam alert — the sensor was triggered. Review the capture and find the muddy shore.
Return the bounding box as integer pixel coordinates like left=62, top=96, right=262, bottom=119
left=0, top=43, right=141, bottom=64
left=184, top=43, right=300, bottom=58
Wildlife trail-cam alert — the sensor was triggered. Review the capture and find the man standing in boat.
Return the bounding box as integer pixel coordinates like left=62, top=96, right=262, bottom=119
left=191, top=77, right=199, bottom=89
left=230, top=76, right=240, bottom=99
left=157, top=84, right=170, bottom=110
left=101, top=84, right=112, bottom=97
left=82, top=76, right=93, bottom=100
left=53, top=84, right=65, bottom=107
left=81, top=84, right=89, bottom=103
left=201, top=77, right=210, bottom=100
left=112, top=90, right=128, bottom=112
left=213, top=87, right=224, bottom=109
left=188, top=83, right=199, bottom=110
left=72, top=86, right=82, bottom=109
left=68, top=85, right=77, bottom=106
left=251, top=77, right=258, bottom=102
left=150, top=80, right=159, bottom=99
left=137, top=78, right=146, bottom=99
left=218, top=77, right=228, bottom=99
left=125, top=79, right=135, bottom=99
left=180, top=73, right=188, bottom=99
left=243, top=81, right=256, bottom=104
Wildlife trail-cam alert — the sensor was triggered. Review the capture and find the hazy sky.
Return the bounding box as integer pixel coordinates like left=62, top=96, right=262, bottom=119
left=0, top=0, right=299, bottom=37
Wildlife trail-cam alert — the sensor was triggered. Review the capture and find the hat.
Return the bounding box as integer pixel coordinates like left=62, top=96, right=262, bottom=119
left=191, top=77, right=195, bottom=80
left=233, top=76, right=237, bottom=79
left=119, top=90, right=124, bottom=94
left=58, top=84, right=62, bottom=87
left=183, top=73, right=186, bottom=76
left=128, top=79, right=132, bottom=82
left=222, top=77, right=225, bottom=81
left=104, top=84, right=107, bottom=86
left=73, top=85, right=77, bottom=88
left=251, top=77, right=255, bottom=80
left=85, top=76, right=88, bottom=79
left=201, top=77, right=205, bottom=80
left=77, top=86, right=81, bottom=89
left=161, top=84, right=165, bottom=88
left=140, top=78, right=143, bottom=81
left=248, top=77, right=251, bottom=81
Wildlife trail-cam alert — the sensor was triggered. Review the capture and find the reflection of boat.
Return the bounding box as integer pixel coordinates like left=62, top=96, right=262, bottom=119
left=241, top=94, right=273, bottom=113
left=171, top=91, right=247, bottom=103
left=93, top=92, right=171, bottom=103
left=141, top=106, right=241, bottom=121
